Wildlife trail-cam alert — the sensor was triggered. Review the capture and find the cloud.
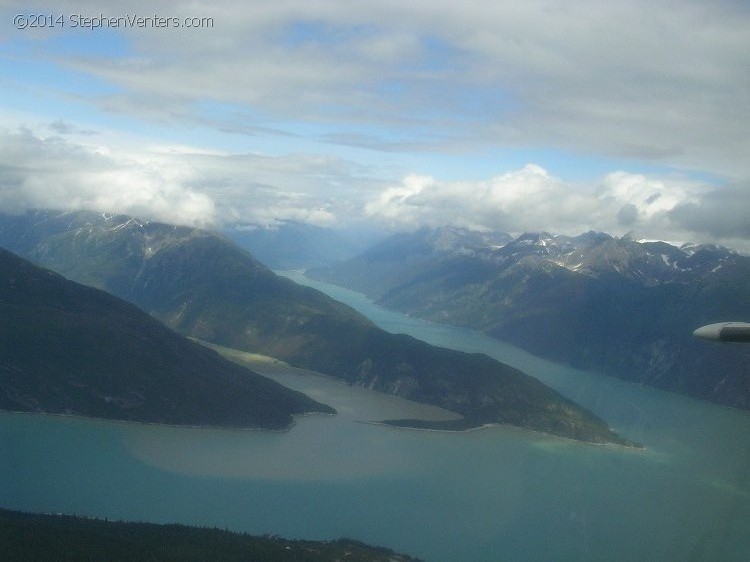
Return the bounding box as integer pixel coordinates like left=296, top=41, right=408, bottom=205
left=668, top=183, right=750, bottom=240
left=0, top=126, right=379, bottom=229
left=0, top=128, right=216, bottom=227
left=598, top=171, right=701, bottom=221
left=4, top=0, right=748, bottom=176
left=365, top=165, right=585, bottom=232
left=364, top=165, right=725, bottom=244
left=617, top=204, right=639, bottom=227
left=2, top=124, right=747, bottom=252
left=2, top=1, right=749, bottom=252
left=48, top=119, right=98, bottom=136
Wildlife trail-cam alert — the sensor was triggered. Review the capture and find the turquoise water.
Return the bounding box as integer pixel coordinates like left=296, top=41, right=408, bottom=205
left=1, top=275, right=749, bottom=561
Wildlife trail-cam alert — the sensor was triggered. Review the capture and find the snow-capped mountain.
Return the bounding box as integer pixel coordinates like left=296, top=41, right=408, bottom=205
left=309, top=227, right=750, bottom=411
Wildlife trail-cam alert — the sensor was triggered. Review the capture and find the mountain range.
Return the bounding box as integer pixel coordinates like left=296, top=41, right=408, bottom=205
left=0, top=247, right=332, bottom=429
left=0, top=210, right=630, bottom=444
left=222, top=220, right=380, bottom=269
left=309, top=226, right=750, bottom=410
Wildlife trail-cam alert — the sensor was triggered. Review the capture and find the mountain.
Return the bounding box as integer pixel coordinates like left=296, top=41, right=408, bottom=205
left=306, top=225, right=514, bottom=296
left=222, top=221, right=381, bottom=269
left=0, top=211, right=631, bottom=444
left=309, top=228, right=750, bottom=410
left=0, top=247, right=333, bottom=429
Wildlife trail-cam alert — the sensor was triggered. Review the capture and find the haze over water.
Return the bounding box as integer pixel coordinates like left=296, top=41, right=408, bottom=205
left=1, top=275, right=749, bottom=561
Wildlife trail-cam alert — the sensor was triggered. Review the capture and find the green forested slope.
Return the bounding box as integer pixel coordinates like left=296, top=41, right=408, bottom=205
left=0, top=211, right=632, bottom=444
left=0, top=509, right=422, bottom=562
left=0, top=247, right=333, bottom=429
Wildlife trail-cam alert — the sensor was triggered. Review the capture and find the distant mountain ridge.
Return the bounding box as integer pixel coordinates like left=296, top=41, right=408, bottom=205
left=0, top=247, right=333, bottom=429
left=309, top=227, right=750, bottom=411
left=0, top=210, right=632, bottom=444
left=222, top=220, right=380, bottom=269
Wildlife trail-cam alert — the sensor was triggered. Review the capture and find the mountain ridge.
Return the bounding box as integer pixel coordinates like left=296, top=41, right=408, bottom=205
left=0, top=246, right=334, bottom=429
left=0, top=210, right=633, bottom=445
left=308, top=227, right=750, bottom=410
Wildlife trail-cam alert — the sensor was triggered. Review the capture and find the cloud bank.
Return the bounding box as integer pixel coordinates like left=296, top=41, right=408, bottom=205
left=364, top=165, right=731, bottom=246
left=0, top=126, right=376, bottom=229
left=1, top=1, right=749, bottom=252
left=1, top=125, right=747, bottom=252
left=4, top=0, right=749, bottom=176
left=0, top=128, right=216, bottom=227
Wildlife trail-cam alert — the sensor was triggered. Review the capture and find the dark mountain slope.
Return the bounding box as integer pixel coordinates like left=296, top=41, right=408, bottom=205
left=127, top=234, right=617, bottom=440
left=0, top=247, right=333, bottom=429
left=0, top=211, right=631, bottom=444
left=310, top=229, right=750, bottom=410
left=0, top=509, right=422, bottom=562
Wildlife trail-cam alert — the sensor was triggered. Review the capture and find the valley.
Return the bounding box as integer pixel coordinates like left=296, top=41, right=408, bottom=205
left=4, top=5, right=749, bottom=559
left=308, top=226, right=750, bottom=411
left=3, top=211, right=749, bottom=560
left=0, top=210, right=632, bottom=445
left=2, top=286, right=748, bottom=562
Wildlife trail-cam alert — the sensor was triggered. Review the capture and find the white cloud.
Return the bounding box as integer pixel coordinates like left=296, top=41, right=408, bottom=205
left=2, top=125, right=747, bottom=251
left=599, top=172, right=701, bottom=220
left=364, top=165, right=720, bottom=244
left=366, top=165, right=593, bottom=233
left=1, top=1, right=749, bottom=251
left=0, top=126, right=378, bottom=229
left=364, top=174, right=436, bottom=229
left=4, top=0, right=748, bottom=176
left=0, top=128, right=216, bottom=226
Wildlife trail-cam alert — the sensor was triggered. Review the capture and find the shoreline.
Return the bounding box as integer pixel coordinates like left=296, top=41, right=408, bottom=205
left=361, top=419, right=646, bottom=451
left=0, top=408, right=645, bottom=450
left=0, top=407, right=336, bottom=434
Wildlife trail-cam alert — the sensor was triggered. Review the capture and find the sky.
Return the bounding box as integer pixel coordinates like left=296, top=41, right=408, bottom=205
left=1, top=0, right=749, bottom=250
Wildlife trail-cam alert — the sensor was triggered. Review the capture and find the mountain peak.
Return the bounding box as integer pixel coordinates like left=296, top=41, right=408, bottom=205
left=517, top=231, right=554, bottom=244
left=309, top=225, right=750, bottom=413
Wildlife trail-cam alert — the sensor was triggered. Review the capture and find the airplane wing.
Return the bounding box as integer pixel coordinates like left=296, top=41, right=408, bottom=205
left=693, top=322, right=750, bottom=343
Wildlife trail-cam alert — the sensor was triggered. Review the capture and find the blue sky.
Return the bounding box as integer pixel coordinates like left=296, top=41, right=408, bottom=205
left=1, top=0, right=749, bottom=249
